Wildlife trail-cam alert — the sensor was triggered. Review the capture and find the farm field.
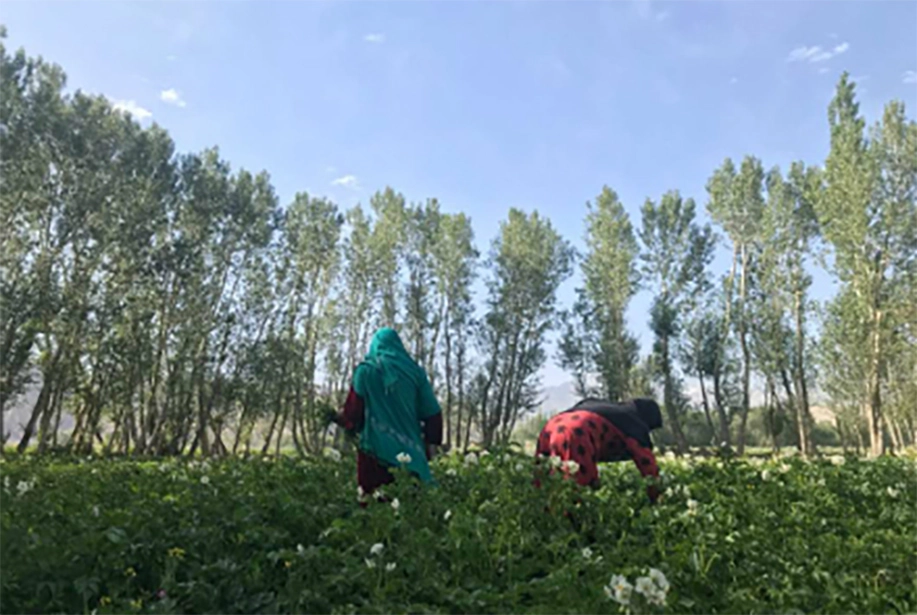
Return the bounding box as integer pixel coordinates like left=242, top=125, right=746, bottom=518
left=2, top=452, right=915, bottom=614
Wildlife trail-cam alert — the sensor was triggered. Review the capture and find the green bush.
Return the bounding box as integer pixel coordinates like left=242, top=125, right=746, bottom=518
left=1, top=452, right=914, bottom=614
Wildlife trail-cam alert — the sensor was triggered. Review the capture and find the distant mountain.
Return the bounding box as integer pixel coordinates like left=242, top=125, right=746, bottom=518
left=535, top=381, right=578, bottom=417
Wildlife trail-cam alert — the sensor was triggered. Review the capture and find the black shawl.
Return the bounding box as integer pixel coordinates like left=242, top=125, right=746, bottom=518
left=560, top=398, right=663, bottom=450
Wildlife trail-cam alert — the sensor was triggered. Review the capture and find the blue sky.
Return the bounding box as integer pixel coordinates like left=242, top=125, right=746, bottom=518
left=3, top=0, right=916, bottom=387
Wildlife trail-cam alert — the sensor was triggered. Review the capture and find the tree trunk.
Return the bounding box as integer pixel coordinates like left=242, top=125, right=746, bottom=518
left=444, top=320, right=453, bottom=449
left=779, top=368, right=804, bottom=455
left=712, top=366, right=730, bottom=446
left=661, top=334, right=688, bottom=454
left=697, top=372, right=714, bottom=443
left=866, top=308, right=885, bottom=457
left=52, top=384, right=66, bottom=448
left=262, top=409, right=281, bottom=455
left=18, top=373, right=53, bottom=454
left=887, top=419, right=902, bottom=453
left=736, top=244, right=751, bottom=456
left=0, top=398, right=5, bottom=453
left=37, top=379, right=62, bottom=454
left=792, top=290, right=815, bottom=456
left=275, top=406, right=289, bottom=457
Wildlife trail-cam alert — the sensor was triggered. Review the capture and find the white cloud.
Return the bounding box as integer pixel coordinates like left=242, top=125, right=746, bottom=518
left=787, top=42, right=849, bottom=64
left=903, top=70, right=917, bottom=85
left=655, top=10, right=670, bottom=21
left=331, top=175, right=359, bottom=189
left=167, top=55, right=178, bottom=62
left=819, top=67, right=830, bottom=75
left=111, top=100, right=152, bottom=121
left=730, top=77, right=739, bottom=85
left=160, top=88, right=186, bottom=108
left=363, top=33, right=385, bottom=44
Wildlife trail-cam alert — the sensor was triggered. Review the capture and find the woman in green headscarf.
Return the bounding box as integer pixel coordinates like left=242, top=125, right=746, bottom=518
left=328, top=328, right=443, bottom=499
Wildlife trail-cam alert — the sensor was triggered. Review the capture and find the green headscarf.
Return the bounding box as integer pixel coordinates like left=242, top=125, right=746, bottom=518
left=352, top=328, right=441, bottom=483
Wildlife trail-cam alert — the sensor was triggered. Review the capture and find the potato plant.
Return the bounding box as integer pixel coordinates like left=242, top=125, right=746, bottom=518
left=1, top=452, right=914, bottom=614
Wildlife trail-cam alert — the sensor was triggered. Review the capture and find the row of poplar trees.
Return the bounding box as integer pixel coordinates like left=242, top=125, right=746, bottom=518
left=1, top=31, right=915, bottom=458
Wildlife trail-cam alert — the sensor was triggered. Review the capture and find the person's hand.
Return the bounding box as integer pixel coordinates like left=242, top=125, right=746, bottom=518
left=322, top=408, right=340, bottom=428
left=648, top=485, right=661, bottom=504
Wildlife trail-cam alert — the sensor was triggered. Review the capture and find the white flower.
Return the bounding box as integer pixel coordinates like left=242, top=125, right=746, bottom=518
left=365, top=558, right=376, bottom=569
left=647, top=568, right=670, bottom=593
left=370, top=543, right=385, bottom=556
left=778, top=462, right=791, bottom=474
left=548, top=455, right=563, bottom=469
left=514, top=463, right=524, bottom=472
left=761, top=469, right=771, bottom=482
left=396, top=452, right=412, bottom=465
left=829, top=455, right=845, bottom=466
left=464, top=453, right=478, bottom=466
left=635, top=576, right=656, bottom=597
left=16, top=480, right=32, bottom=496
left=444, top=510, right=452, bottom=521
left=385, top=562, right=397, bottom=572
left=686, top=499, right=699, bottom=516
left=887, top=486, right=900, bottom=498
left=200, top=475, right=210, bottom=485
left=92, top=505, right=100, bottom=518
left=645, top=588, right=667, bottom=606
left=391, top=498, right=400, bottom=512
left=479, top=450, right=490, bottom=457
left=297, top=543, right=306, bottom=555
left=664, top=451, right=676, bottom=460
left=563, top=460, right=580, bottom=474
left=357, top=485, right=366, bottom=498
left=446, top=468, right=458, bottom=476
left=605, top=574, right=633, bottom=605
left=2, top=477, right=9, bottom=491
left=326, top=448, right=342, bottom=462
left=581, top=547, right=594, bottom=560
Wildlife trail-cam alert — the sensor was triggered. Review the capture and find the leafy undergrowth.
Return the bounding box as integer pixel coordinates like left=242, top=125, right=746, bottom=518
left=1, top=452, right=915, bottom=614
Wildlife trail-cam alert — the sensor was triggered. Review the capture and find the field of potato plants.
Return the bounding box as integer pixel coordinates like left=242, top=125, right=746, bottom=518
left=1, top=450, right=915, bottom=614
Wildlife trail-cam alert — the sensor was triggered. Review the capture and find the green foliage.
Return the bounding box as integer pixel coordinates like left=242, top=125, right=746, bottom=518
left=816, top=73, right=917, bottom=456
left=2, top=455, right=914, bottom=614
left=559, top=187, right=641, bottom=401
left=639, top=191, right=714, bottom=452
left=476, top=210, right=574, bottom=446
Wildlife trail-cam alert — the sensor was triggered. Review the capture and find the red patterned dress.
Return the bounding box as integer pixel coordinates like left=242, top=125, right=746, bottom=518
left=535, top=409, right=660, bottom=502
